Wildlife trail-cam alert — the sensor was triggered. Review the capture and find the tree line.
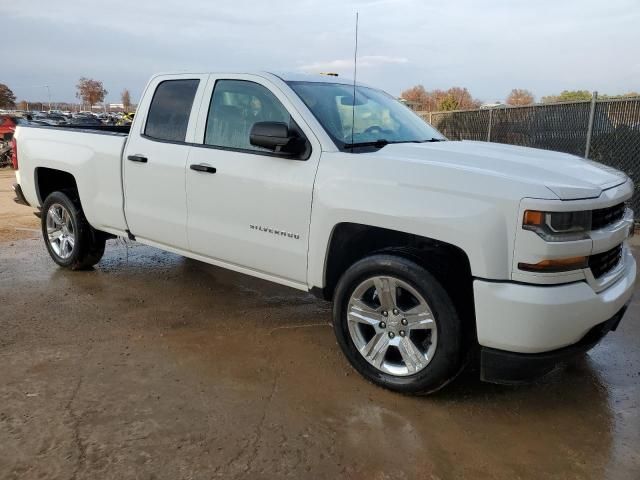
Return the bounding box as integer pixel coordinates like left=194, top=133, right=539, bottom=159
left=0, top=78, right=133, bottom=112
left=401, top=85, right=640, bottom=112
left=1, top=78, right=638, bottom=113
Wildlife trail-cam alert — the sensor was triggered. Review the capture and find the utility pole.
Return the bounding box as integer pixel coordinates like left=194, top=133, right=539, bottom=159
left=44, top=85, right=52, bottom=111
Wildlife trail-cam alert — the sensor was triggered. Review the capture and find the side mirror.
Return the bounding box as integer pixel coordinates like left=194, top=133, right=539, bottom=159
left=250, top=121, right=306, bottom=156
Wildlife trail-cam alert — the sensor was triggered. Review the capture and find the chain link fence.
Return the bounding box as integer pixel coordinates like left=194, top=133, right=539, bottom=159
left=419, top=97, right=640, bottom=216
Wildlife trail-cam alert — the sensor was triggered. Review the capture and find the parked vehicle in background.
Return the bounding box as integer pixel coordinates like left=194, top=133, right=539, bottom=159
left=46, top=113, right=68, bottom=125
left=29, top=112, right=66, bottom=126
left=0, top=114, right=18, bottom=141
left=10, top=71, right=636, bottom=394
left=0, top=144, right=10, bottom=167
left=69, top=116, right=103, bottom=126
left=0, top=114, right=23, bottom=168
left=117, top=112, right=135, bottom=126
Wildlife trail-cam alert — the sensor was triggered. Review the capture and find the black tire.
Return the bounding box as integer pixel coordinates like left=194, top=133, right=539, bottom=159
left=41, top=191, right=106, bottom=270
left=333, top=254, right=466, bottom=395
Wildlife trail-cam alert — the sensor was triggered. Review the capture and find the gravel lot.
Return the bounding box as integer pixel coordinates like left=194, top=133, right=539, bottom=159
left=1, top=169, right=639, bottom=479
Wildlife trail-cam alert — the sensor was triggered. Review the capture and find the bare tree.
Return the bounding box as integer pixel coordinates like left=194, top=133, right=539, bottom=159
left=445, top=87, right=481, bottom=110
left=0, top=84, right=16, bottom=109
left=121, top=89, right=131, bottom=112
left=401, top=85, right=481, bottom=112
left=400, top=85, right=430, bottom=110
left=76, top=77, right=108, bottom=109
left=506, top=89, right=534, bottom=106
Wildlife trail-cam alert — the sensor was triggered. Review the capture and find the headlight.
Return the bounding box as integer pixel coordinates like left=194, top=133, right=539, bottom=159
left=523, top=210, right=591, bottom=242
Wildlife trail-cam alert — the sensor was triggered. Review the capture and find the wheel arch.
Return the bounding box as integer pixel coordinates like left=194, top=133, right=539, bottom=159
left=314, top=222, right=476, bottom=336
left=35, top=167, right=80, bottom=206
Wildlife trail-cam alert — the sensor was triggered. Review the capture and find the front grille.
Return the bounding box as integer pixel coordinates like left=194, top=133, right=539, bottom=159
left=589, top=244, right=623, bottom=279
left=591, top=203, right=625, bottom=230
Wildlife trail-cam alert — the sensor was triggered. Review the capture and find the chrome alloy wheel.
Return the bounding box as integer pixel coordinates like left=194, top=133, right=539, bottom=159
left=347, top=276, right=438, bottom=376
left=46, top=203, right=75, bottom=259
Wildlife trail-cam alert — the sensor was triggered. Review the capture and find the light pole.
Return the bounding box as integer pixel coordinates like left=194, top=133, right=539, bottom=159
left=44, top=85, right=52, bottom=111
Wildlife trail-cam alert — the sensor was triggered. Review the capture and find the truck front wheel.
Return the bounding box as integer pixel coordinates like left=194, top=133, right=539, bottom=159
left=333, top=254, right=466, bottom=395
left=41, top=191, right=106, bottom=270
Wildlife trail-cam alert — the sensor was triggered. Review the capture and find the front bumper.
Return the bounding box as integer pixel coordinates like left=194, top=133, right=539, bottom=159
left=474, top=246, right=635, bottom=384
left=474, top=247, right=635, bottom=354
left=481, top=305, right=628, bottom=384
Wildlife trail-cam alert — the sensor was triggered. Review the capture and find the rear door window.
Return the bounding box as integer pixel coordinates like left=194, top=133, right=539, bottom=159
left=145, top=79, right=199, bottom=142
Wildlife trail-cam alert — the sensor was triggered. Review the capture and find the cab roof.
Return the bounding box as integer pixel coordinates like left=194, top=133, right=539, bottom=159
left=150, top=70, right=368, bottom=87
left=266, top=71, right=361, bottom=86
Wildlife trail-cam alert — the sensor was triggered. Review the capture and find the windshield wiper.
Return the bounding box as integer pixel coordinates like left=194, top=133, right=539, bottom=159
left=343, top=139, right=391, bottom=149
left=343, top=138, right=444, bottom=149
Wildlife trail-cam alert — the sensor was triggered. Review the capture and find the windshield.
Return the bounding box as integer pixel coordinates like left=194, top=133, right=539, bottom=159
left=287, top=81, right=445, bottom=150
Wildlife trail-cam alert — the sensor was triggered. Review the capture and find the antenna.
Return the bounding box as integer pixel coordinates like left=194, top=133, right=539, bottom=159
left=351, top=12, right=359, bottom=146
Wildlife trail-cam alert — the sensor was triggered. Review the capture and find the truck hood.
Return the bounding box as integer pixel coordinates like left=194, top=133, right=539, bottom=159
left=377, top=140, right=628, bottom=200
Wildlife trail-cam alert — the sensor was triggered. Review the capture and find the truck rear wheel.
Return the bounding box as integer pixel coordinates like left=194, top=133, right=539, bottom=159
left=332, top=254, right=466, bottom=395
left=41, top=191, right=105, bottom=270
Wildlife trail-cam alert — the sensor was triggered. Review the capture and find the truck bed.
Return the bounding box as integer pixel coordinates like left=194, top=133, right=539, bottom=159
left=15, top=124, right=129, bottom=235
left=25, top=123, right=130, bottom=135
left=57, top=124, right=131, bottom=134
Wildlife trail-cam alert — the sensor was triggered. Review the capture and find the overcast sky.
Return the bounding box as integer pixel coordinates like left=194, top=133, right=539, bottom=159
left=3, top=0, right=639, bottom=104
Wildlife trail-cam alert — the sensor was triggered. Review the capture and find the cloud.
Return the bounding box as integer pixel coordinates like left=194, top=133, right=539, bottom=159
left=2, top=0, right=638, bottom=102
left=298, top=56, right=409, bottom=72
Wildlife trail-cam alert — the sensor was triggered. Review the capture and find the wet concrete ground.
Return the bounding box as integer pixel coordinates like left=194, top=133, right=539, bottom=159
left=1, top=170, right=639, bottom=479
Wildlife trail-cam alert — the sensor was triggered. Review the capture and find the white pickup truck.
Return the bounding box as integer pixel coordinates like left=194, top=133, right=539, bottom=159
left=11, top=72, right=636, bottom=394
